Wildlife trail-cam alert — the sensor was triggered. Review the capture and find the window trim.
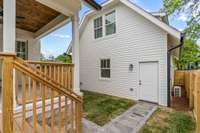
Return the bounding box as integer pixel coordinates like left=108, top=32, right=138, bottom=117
left=93, top=10, right=116, bottom=40
left=105, top=10, right=116, bottom=36
left=94, top=16, right=103, bottom=39
left=16, top=39, right=28, bottom=60
left=99, top=58, right=111, bottom=80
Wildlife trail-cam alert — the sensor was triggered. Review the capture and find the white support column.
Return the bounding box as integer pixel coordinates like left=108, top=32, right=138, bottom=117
left=3, top=0, right=16, bottom=52
left=3, top=0, right=17, bottom=108
left=71, top=11, right=81, bottom=94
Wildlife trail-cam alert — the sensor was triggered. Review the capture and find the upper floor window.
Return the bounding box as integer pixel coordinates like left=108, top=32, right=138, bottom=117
left=100, top=59, right=111, bottom=78
left=16, top=40, right=28, bottom=60
left=94, top=16, right=103, bottom=39
left=105, top=11, right=116, bottom=36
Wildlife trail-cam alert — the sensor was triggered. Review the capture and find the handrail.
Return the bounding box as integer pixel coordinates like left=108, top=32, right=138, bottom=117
left=0, top=52, right=17, bottom=57
left=15, top=57, right=80, bottom=99
left=1, top=53, right=82, bottom=133
left=14, top=60, right=82, bottom=103
left=26, top=60, right=74, bottom=66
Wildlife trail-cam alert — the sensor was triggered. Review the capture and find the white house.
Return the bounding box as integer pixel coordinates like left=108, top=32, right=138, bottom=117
left=68, top=0, right=182, bottom=106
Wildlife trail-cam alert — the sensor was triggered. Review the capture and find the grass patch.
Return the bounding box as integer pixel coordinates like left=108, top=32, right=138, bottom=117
left=82, top=90, right=135, bottom=126
left=139, top=107, right=196, bottom=133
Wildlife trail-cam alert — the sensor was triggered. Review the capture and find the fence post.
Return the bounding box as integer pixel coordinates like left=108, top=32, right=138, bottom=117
left=76, top=101, right=82, bottom=133
left=185, top=72, right=189, bottom=98
left=197, top=71, right=200, bottom=133
left=2, top=55, right=15, bottom=133
left=189, top=72, right=194, bottom=109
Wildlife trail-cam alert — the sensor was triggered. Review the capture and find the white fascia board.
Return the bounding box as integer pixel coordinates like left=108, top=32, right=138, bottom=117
left=36, top=0, right=80, bottom=16
left=67, top=42, right=72, bottom=54
left=121, top=0, right=181, bottom=39
left=151, top=12, right=167, bottom=17
left=34, top=14, right=70, bottom=39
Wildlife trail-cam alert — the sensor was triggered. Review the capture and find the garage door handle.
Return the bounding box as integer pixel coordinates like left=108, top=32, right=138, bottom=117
left=139, top=80, right=142, bottom=85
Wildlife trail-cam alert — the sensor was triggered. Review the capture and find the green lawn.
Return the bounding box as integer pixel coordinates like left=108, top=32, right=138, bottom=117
left=139, top=107, right=196, bottom=133
left=82, top=90, right=135, bottom=126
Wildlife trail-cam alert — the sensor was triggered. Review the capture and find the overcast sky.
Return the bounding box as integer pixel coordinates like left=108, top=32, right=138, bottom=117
left=41, top=0, right=190, bottom=58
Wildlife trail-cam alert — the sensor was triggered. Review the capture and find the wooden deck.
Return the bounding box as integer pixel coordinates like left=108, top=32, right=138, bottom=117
left=0, top=106, right=72, bottom=133
left=0, top=114, right=60, bottom=133
left=0, top=114, right=34, bottom=133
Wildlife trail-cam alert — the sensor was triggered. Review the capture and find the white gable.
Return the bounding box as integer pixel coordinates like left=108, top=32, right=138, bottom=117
left=79, top=0, right=181, bottom=39
left=67, top=0, right=181, bottom=53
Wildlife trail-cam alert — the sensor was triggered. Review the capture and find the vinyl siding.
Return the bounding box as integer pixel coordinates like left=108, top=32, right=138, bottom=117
left=80, top=3, right=168, bottom=106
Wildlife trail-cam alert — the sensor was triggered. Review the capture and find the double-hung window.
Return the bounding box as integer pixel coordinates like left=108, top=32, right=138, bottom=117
left=94, top=16, right=103, bottom=39
left=16, top=40, right=28, bottom=60
left=100, top=59, right=111, bottom=78
left=94, top=10, right=116, bottom=39
left=105, top=11, right=116, bottom=36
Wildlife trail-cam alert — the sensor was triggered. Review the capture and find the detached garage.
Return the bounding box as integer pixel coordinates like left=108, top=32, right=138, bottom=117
left=67, top=0, right=182, bottom=106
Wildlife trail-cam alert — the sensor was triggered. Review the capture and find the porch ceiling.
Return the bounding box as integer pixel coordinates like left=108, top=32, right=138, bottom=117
left=0, top=0, right=68, bottom=33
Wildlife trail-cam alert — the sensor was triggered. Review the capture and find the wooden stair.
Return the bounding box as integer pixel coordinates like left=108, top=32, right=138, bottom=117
left=0, top=53, right=82, bottom=133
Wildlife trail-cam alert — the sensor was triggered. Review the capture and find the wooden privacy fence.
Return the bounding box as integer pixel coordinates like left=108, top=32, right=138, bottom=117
left=174, top=70, right=185, bottom=86
left=174, top=70, right=200, bottom=133
left=0, top=53, right=82, bottom=133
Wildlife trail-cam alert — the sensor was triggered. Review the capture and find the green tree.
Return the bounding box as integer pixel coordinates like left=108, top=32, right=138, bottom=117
left=178, top=39, right=200, bottom=70
left=164, top=0, right=200, bottom=69
left=163, top=0, right=200, bottom=41
left=56, top=53, right=72, bottom=63
left=40, top=53, right=46, bottom=61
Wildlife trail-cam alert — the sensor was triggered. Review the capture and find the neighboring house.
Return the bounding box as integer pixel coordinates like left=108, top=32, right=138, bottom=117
left=67, top=0, right=182, bottom=106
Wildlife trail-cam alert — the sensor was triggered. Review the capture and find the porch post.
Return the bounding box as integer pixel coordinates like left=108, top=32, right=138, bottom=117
left=2, top=55, right=14, bottom=133
left=3, top=0, right=16, bottom=52
left=3, top=0, right=17, bottom=109
left=71, top=11, right=80, bottom=94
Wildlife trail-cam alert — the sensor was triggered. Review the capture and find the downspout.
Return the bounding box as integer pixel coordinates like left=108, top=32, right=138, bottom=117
left=167, top=33, right=185, bottom=107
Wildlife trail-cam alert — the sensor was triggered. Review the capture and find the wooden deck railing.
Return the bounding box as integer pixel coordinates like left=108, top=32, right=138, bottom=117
left=0, top=53, right=82, bottom=133
left=26, top=61, right=73, bottom=90
left=174, top=70, right=200, bottom=133
left=14, top=58, right=74, bottom=104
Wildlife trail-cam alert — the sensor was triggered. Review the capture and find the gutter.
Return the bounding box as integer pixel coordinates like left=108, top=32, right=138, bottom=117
left=167, top=32, right=185, bottom=107
left=83, top=0, right=102, bottom=10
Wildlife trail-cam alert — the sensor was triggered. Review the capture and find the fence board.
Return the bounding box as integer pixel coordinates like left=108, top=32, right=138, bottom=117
left=196, top=72, right=200, bottom=133
left=174, top=70, right=200, bottom=132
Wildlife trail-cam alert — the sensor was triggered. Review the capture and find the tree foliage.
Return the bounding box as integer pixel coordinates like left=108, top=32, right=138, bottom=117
left=164, top=0, right=200, bottom=70
left=177, top=39, right=200, bottom=70
left=163, top=0, right=200, bottom=41
left=56, top=53, right=72, bottom=63
left=40, top=53, right=46, bottom=61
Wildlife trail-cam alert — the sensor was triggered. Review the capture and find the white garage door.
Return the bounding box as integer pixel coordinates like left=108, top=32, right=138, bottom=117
left=139, top=62, right=158, bottom=103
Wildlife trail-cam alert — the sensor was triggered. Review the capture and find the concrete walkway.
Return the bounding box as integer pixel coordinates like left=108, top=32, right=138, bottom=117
left=82, top=101, right=157, bottom=133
